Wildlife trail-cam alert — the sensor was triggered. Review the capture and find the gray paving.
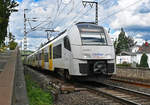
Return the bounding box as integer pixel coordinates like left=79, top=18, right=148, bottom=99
left=0, top=49, right=29, bottom=105
left=13, top=52, right=29, bottom=105
left=0, top=61, right=7, bottom=70
left=0, top=50, right=17, bottom=105
left=0, top=51, right=12, bottom=71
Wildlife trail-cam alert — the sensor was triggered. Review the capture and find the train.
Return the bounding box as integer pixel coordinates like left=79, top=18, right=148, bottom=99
left=26, top=22, right=116, bottom=80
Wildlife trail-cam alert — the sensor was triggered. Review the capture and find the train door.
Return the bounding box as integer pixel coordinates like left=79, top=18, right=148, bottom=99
left=49, top=44, right=53, bottom=71
left=63, top=36, right=72, bottom=72
left=37, top=53, right=40, bottom=67
left=44, top=48, right=49, bottom=69
left=41, top=49, right=45, bottom=68
left=39, top=51, right=42, bottom=67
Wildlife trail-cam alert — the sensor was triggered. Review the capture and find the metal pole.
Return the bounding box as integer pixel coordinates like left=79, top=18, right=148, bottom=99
left=24, top=9, right=27, bottom=55
left=95, top=2, right=98, bottom=25
left=82, top=1, right=98, bottom=25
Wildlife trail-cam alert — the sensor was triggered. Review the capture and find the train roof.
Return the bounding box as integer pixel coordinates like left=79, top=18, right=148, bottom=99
left=44, top=30, right=66, bottom=46
left=27, top=22, right=105, bottom=58
left=76, top=22, right=96, bottom=25
left=27, top=29, right=67, bottom=58
left=76, top=22, right=104, bottom=28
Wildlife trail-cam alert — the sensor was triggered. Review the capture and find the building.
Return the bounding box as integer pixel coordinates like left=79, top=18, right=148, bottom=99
left=116, top=51, right=136, bottom=64
left=136, top=42, right=150, bottom=67
left=116, top=42, right=150, bottom=68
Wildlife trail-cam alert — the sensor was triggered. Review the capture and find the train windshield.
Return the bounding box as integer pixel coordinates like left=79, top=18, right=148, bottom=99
left=78, top=24, right=107, bottom=45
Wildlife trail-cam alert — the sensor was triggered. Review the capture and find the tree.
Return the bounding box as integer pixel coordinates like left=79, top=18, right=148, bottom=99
left=9, top=40, right=17, bottom=50
left=0, top=0, right=18, bottom=47
left=114, top=28, right=136, bottom=55
left=9, top=32, right=15, bottom=42
left=8, top=32, right=17, bottom=50
left=140, top=53, right=149, bottom=68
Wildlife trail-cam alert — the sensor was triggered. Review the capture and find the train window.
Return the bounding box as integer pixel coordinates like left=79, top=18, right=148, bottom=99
left=39, top=53, right=41, bottom=60
left=53, top=44, right=62, bottom=59
left=36, top=54, right=38, bottom=60
left=42, top=50, right=44, bottom=60
left=78, top=24, right=107, bottom=45
left=44, top=53, right=49, bottom=62
left=64, top=36, right=71, bottom=51
left=38, top=53, right=40, bottom=60
left=35, top=55, right=37, bottom=60
left=33, top=56, right=35, bottom=61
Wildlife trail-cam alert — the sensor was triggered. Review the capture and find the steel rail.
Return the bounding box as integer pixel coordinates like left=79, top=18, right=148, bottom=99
left=110, top=78, right=150, bottom=88
left=84, top=85, right=141, bottom=105
left=100, top=82, right=150, bottom=98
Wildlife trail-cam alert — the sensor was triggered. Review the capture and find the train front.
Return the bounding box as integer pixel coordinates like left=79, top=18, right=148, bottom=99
left=69, top=22, right=116, bottom=77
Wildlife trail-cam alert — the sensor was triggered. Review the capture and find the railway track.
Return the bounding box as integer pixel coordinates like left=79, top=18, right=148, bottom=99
left=26, top=66, right=150, bottom=105
left=110, top=78, right=150, bottom=88
left=83, top=82, right=150, bottom=105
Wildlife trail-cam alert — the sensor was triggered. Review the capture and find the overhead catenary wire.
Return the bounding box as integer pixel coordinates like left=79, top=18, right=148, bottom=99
left=54, top=0, right=109, bottom=30
left=98, top=0, right=111, bottom=5
left=66, top=0, right=74, bottom=15
left=27, top=0, right=142, bottom=35
left=27, top=0, right=143, bottom=34
left=27, top=0, right=64, bottom=32
left=50, top=0, right=63, bottom=28
left=63, top=7, right=93, bottom=30
left=58, top=0, right=106, bottom=30
left=53, top=0, right=83, bottom=28
left=25, top=0, right=111, bottom=33
left=57, top=0, right=74, bottom=17
left=24, top=0, right=145, bottom=51
left=100, top=0, right=142, bottom=24
left=39, top=0, right=106, bottom=31
left=51, top=0, right=79, bottom=29
left=23, top=8, right=53, bottom=31
left=25, top=17, right=52, bottom=33
left=45, top=0, right=74, bottom=29
left=35, top=0, right=82, bottom=31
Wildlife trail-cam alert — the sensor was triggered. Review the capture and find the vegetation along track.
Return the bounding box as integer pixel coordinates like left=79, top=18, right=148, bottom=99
left=26, top=66, right=150, bottom=105
left=83, top=81, right=150, bottom=105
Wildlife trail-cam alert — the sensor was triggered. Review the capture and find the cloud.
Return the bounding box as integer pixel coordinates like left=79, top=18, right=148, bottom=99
left=9, top=0, right=150, bottom=51
left=108, top=0, right=150, bottom=29
left=134, top=37, right=145, bottom=45
left=110, top=31, right=120, bottom=41
left=106, top=0, right=150, bottom=29
left=99, top=0, right=150, bottom=44
left=10, top=0, right=56, bottom=51
left=27, top=37, right=47, bottom=51
left=135, top=34, right=142, bottom=38
left=62, top=0, right=72, bottom=4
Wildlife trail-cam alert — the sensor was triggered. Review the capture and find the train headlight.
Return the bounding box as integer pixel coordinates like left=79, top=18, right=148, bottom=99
left=83, top=53, right=91, bottom=58
left=105, top=54, right=111, bottom=59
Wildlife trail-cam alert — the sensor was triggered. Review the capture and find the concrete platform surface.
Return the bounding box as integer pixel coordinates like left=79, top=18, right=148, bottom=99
left=0, top=50, right=17, bottom=105
left=0, top=49, right=29, bottom=105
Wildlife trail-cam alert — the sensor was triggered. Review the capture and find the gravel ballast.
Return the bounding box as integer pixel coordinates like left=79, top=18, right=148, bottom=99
left=24, top=66, right=122, bottom=105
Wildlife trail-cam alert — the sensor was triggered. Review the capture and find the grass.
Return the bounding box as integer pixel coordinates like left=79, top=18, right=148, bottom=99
left=25, top=75, right=53, bottom=105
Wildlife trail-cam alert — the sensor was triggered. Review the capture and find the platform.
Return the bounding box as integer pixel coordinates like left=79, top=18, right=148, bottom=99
left=0, top=48, right=29, bottom=105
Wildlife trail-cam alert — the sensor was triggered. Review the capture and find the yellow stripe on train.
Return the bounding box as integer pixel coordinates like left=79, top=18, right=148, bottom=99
left=41, top=49, right=45, bottom=68
left=49, top=44, right=53, bottom=71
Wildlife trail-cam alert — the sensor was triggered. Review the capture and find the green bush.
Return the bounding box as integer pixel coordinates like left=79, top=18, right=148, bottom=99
left=140, top=53, right=149, bottom=68
left=116, top=61, right=131, bottom=67
left=0, top=46, right=7, bottom=52
left=9, top=41, right=17, bottom=50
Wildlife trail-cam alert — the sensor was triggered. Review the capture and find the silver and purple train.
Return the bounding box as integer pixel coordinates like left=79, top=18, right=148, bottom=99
left=26, top=22, right=116, bottom=80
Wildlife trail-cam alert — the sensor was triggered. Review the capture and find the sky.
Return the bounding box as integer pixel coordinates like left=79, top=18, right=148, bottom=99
left=9, top=0, right=150, bottom=51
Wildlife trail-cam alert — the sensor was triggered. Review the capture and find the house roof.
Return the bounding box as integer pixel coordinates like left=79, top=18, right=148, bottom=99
left=137, top=42, right=150, bottom=54
left=118, top=51, right=136, bottom=56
